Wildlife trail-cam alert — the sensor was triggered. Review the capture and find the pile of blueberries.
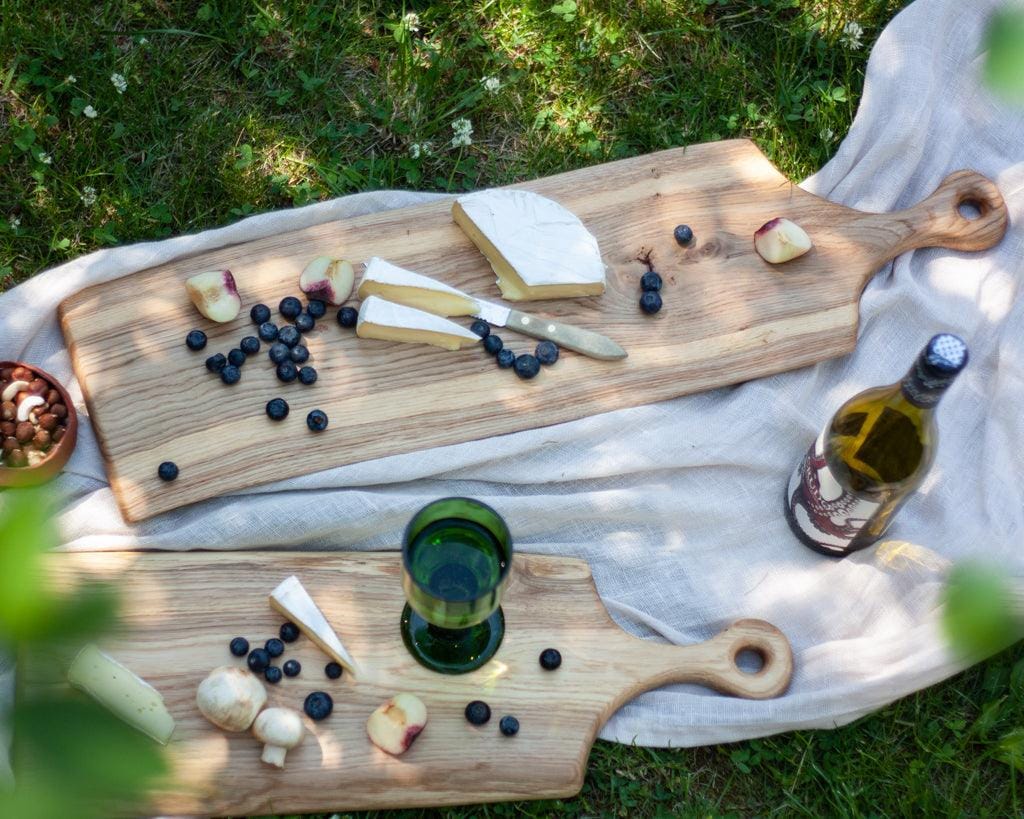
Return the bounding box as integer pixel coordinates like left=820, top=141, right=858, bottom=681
left=229, top=621, right=341, bottom=722
left=637, top=223, right=694, bottom=316
left=462, top=647, right=562, bottom=738
left=470, top=321, right=559, bottom=380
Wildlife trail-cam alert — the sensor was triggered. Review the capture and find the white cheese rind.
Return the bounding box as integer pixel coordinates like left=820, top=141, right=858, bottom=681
left=66, top=644, right=176, bottom=745
left=358, top=258, right=479, bottom=316
left=453, top=189, right=606, bottom=301
left=269, top=575, right=359, bottom=675
left=356, top=295, right=480, bottom=351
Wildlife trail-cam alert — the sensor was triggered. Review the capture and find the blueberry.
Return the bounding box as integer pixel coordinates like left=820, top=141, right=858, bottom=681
left=513, top=354, right=540, bottom=380
left=276, top=361, right=297, bottom=383
left=229, top=637, right=249, bottom=657
left=283, top=659, right=301, bottom=677
left=294, top=312, right=315, bottom=333
left=205, top=353, right=226, bottom=373
left=307, top=409, right=328, bottom=432
left=306, top=299, right=326, bottom=319
left=221, top=364, right=241, bottom=385
left=157, top=461, right=178, bottom=481
left=278, top=325, right=300, bottom=348
left=265, top=638, right=285, bottom=658
left=279, top=296, right=303, bottom=320
left=640, top=271, right=663, bottom=292
left=499, top=715, right=520, bottom=736
left=227, top=348, right=246, bottom=367
left=298, top=366, right=317, bottom=385
left=304, top=691, right=333, bottom=721
left=535, top=341, right=559, bottom=366
left=247, top=648, right=270, bottom=672
left=337, top=306, right=358, bottom=328
left=186, top=329, right=207, bottom=351
left=258, top=322, right=279, bottom=342
left=639, top=291, right=663, bottom=315
left=264, top=666, right=282, bottom=684
left=483, top=335, right=503, bottom=355
left=279, top=621, right=300, bottom=642
left=266, top=398, right=289, bottom=421
left=470, top=320, right=490, bottom=338
left=290, top=344, right=309, bottom=364
left=250, top=303, right=271, bottom=325
left=496, top=348, right=516, bottom=369
left=465, top=700, right=491, bottom=725
left=268, top=342, right=290, bottom=364
left=240, top=335, right=260, bottom=356
left=325, top=662, right=343, bottom=680
left=673, top=224, right=694, bottom=245
left=539, top=648, right=562, bottom=670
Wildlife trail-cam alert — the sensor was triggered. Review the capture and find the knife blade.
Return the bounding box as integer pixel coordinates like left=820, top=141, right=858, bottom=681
left=473, top=299, right=627, bottom=361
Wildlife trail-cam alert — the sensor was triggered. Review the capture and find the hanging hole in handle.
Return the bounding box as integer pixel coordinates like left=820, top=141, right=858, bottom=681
left=957, top=199, right=984, bottom=221
left=734, top=647, right=766, bottom=675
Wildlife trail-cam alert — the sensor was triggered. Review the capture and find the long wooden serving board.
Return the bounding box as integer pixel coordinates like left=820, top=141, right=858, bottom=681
left=21, top=551, right=792, bottom=816
left=59, top=140, right=1008, bottom=521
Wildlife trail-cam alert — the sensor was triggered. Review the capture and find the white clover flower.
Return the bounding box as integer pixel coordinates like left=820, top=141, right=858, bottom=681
left=409, top=141, right=433, bottom=159
left=450, top=118, right=473, bottom=148
left=402, top=12, right=420, bottom=33
left=65, top=74, right=77, bottom=84
left=9, top=216, right=21, bottom=229
left=111, top=73, right=128, bottom=94
left=38, top=152, right=52, bottom=165
left=80, top=186, right=97, bottom=206
left=83, top=105, right=98, bottom=118
left=481, top=76, right=501, bottom=94
left=138, top=36, right=148, bottom=45
left=841, top=21, right=864, bottom=49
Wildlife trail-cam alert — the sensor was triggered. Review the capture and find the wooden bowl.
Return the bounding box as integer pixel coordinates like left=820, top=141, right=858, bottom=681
left=0, top=361, right=79, bottom=488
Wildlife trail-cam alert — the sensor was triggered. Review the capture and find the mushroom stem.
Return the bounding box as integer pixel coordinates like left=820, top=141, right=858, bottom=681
left=261, top=744, right=288, bottom=768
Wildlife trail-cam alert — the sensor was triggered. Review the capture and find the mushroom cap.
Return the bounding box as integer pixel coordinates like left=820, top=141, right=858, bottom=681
left=196, top=666, right=267, bottom=732
left=253, top=706, right=305, bottom=747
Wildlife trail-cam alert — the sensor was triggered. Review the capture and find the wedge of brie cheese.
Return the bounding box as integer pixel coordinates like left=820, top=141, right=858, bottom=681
left=452, top=188, right=606, bottom=301
left=356, top=295, right=480, bottom=351
left=269, top=575, right=359, bottom=675
left=358, top=257, right=479, bottom=316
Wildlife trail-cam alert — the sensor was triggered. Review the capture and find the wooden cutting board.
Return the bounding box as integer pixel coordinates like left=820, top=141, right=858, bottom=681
left=22, top=551, right=793, bottom=816
left=59, top=139, right=1008, bottom=521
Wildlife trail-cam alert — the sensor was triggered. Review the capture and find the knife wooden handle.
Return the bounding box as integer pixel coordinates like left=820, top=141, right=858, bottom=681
left=505, top=310, right=627, bottom=361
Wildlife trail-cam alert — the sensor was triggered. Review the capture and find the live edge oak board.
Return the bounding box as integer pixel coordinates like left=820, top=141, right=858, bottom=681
left=59, top=139, right=1009, bottom=521
left=22, top=551, right=794, bottom=815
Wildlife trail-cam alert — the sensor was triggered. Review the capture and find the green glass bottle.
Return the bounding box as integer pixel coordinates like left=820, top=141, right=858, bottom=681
left=400, top=497, right=512, bottom=674
left=785, top=333, right=968, bottom=557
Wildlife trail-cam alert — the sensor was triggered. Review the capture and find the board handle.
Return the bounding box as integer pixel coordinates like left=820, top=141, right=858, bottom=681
left=634, top=618, right=794, bottom=700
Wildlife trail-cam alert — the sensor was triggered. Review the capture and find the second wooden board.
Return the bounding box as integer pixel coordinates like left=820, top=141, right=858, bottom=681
left=59, top=140, right=1008, bottom=520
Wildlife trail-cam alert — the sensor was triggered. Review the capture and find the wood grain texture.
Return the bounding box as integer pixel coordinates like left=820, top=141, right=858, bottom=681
left=22, top=551, right=793, bottom=816
left=58, top=140, right=1008, bottom=521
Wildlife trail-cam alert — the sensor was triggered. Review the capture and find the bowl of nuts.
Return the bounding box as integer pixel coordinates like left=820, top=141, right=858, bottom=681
left=0, top=361, right=78, bottom=487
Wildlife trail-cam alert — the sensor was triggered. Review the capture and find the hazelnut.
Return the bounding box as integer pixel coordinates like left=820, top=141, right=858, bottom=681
left=15, top=422, right=34, bottom=444
left=0, top=368, right=13, bottom=380
left=46, top=389, right=61, bottom=405
left=29, top=378, right=48, bottom=395
left=50, top=403, right=67, bottom=420
left=52, top=427, right=66, bottom=443
left=6, top=448, right=27, bottom=468
left=1, top=421, right=14, bottom=437
left=11, top=367, right=31, bottom=381
left=2, top=437, right=18, bottom=455
left=32, top=429, right=51, bottom=450
left=1, top=401, right=14, bottom=421
left=38, top=413, right=58, bottom=432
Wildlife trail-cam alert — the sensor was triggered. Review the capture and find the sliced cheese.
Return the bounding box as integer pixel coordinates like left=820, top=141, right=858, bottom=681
left=269, top=575, right=359, bottom=675
left=66, top=644, right=176, bottom=745
left=358, top=257, right=479, bottom=317
left=452, top=189, right=606, bottom=301
left=356, top=296, right=480, bottom=351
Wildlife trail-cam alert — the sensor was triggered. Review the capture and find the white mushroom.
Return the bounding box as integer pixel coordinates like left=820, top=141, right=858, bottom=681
left=196, top=666, right=267, bottom=732
left=17, top=395, right=46, bottom=422
left=252, top=707, right=305, bottom=768
left=1, top=380, right=29, bottom=402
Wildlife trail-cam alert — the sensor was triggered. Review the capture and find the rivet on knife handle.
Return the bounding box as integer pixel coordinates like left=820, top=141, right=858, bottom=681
left=505, top=310, right=627, bottom=361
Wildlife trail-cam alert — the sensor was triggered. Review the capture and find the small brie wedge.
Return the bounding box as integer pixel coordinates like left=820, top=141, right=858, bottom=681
left=269, top=575, right=359, bottom=676
left=356, top=296, right=480, bottom=351
left=452, top=189, right=606, bottom=301
left=358, top=257, right=479, bottom=317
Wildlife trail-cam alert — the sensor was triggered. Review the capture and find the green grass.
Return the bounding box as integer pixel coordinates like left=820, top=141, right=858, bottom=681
left=4, top=1, right=1021, bottom=816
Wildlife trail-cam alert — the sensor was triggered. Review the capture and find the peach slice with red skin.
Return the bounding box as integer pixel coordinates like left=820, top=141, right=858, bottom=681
left=186, top=270, right=242, bottom=322
left=754, top=218, right=813, bottom=264
left=299, top=257, right=355, bottom=305
left=366, top=693, right=427, bottom=755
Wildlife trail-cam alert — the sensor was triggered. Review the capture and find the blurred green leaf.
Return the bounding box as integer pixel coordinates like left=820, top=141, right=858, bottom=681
left=942, top=563, right=1021, bottom=659
left=998, top=727, right=1024, bottom=773
left=233, top=143, right=254, bottom=169
left=0, top=489, right=56, bottom=638
left=985, top=8, right=1024, bottom=103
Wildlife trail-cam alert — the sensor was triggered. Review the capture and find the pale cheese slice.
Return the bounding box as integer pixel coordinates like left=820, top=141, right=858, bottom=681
left=452, top=188, right=606, bottom=301
left=270, top=575, right=359, bottom=675
left=67, top=644, right=176, bottom=745
left=356, top=295, right=480, bottom=351
left=358, top=257, right=478, bottom=317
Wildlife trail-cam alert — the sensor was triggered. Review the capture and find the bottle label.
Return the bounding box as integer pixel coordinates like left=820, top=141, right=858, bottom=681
left=786, top=430, right=881, bottom=555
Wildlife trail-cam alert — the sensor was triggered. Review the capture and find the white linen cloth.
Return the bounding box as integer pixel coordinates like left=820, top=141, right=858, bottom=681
left=2, top=0, right=1022, bottom=774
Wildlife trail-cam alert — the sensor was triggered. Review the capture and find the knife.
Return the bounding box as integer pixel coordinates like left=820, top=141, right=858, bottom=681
left=472, top=299, right=627, bottom=361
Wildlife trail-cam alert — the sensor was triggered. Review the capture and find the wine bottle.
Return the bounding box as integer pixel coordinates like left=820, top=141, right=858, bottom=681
left=784, top=334, right=968, bottom=557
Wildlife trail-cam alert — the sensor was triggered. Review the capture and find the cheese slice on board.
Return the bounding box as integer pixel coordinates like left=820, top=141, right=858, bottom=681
left=358, top=257, right=479, bottom=316
left=356, top=295, right=481, bottom=351
left=67, top=644, right=176, bottom=744
left=270, top=575, right=359, bottom=675
left=452, top=188, right=607, bottom=301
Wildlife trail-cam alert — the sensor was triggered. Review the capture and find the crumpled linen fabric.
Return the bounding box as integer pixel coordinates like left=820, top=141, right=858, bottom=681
left=2, top=0, right=1022, bottom=777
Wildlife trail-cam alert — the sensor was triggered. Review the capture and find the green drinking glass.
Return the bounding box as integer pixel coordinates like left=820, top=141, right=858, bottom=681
left=400, top=497, right=513, bottom=674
